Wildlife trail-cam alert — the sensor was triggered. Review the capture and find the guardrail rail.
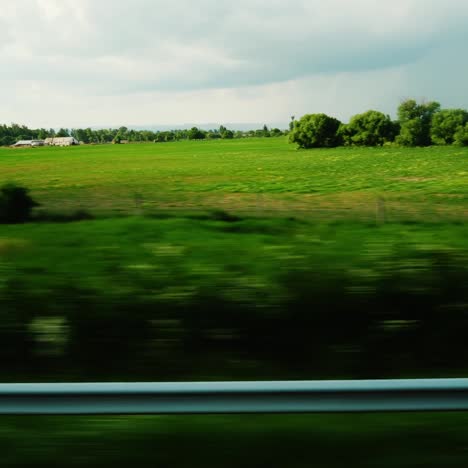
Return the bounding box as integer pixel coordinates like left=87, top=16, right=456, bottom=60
left=1, top=379, right=468, bottom=415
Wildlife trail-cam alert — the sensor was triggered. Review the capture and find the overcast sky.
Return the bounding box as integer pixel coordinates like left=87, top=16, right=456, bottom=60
left=1, top=0, right=468, bottom=128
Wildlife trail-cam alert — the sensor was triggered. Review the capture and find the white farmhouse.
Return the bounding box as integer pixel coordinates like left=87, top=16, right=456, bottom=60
left=45, top=137, right=80, bottom=146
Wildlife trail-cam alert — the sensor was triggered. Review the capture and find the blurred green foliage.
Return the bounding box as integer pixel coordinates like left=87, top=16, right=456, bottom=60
left=1, top=217, right=468, bottom=381
left=0, top=183, right=38, bottom=224
left=2, top=414, right=468, bottom=467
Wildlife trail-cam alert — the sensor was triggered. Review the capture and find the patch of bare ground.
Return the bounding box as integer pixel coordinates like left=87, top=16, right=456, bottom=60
left=390, top=177, right=437, bottom=182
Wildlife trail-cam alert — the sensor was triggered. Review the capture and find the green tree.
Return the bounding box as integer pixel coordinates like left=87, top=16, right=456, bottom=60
left=454, top=123, right=468, bottom=146
left=37, top=128, right=48, bottom=139
left=218, top=125, right=234, bottom=139
left=396, top=99, right=440, bottom=146
left=270, top=128, right=283, bottom=137
left=431, top=109, right=468, bottom=145
left=188, top=127, right=206, bottom=140
left=340, top=110, right=397, bottom=146
left=56, top=128, right=70, bottom=137
left=289, top=113, right=342, bottom=148
left=289, top=116, right=296, bottom=132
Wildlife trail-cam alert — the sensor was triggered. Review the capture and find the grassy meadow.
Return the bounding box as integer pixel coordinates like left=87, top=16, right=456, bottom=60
left=0, top=138, right=467, bottom=221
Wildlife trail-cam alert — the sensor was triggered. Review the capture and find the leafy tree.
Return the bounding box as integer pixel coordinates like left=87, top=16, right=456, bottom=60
left=396, top=99, right=440, bottom=146
left=188, top=127, right=206, bottom=140
left=37, top=128, right=48, bottom=139
left=56, top=128, right=70, bottom=137
left=0, top=183, right=39, bottom=224
left=270, top=128, right=283, bottom=137
left=431, top=109, right=468, bottom=145
left=221, top=129, right=234, bottom=139
left=340, top=110, right=397, bottom=146
left=289, top=116, right=296, bottom=132
left=454, top=123, right=468, bottom=146
left=289, top=113, right=342, bottom=148
left=397, top=119, right=425, bottom=147
left=218, top=125, right=234, bottom=139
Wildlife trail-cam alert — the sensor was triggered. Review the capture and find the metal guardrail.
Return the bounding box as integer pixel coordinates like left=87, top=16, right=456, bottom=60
left=1, top=379, right=468, bottom=415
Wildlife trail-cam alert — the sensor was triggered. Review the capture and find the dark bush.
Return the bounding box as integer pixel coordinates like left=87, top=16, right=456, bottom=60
left=0, top=183, right=39, bottom=223
left=209, top=209, right=241, bottom=222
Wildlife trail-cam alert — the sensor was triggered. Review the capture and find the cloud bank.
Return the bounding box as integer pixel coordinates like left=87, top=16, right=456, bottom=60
left=1, top=0, right=467, bottom=126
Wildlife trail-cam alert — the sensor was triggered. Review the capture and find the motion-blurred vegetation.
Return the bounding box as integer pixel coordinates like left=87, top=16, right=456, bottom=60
left=3, top=413, right=468, bottom=467
left=0, top=183, right=38, bottom=224
left=1, top=216, right=467, bottom=381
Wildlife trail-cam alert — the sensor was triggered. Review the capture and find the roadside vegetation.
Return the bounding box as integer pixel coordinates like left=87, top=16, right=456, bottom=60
left=3, top=413, right=468, bottom=467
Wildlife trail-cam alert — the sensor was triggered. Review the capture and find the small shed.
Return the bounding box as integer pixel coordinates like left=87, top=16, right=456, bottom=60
left=11, top=140, right=45, bottom=148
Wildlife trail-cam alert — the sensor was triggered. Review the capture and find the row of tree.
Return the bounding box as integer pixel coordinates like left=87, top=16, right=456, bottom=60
left=0, top=124, right=287, bottom=146
left=290, top=99, right=468, bottom=148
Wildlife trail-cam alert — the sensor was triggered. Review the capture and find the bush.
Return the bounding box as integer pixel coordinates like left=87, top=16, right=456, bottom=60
left=454, top=123, right=468, bottom=146
left=289, top=113, right=342, bottom=148
left=340, top=110, right=397, bottom=146
left=0, top=183, right=39, bottom=224
left=188, top=127, right=206, bottom=140
left=431, top=109, right=468, bottom=145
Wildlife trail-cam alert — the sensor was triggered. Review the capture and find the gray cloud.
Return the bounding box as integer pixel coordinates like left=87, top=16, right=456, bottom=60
left=2, top=0, right=468, bottom=94
left=1, top=0, right=468, bottom=126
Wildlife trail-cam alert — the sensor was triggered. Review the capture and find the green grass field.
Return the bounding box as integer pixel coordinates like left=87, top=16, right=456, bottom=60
left=1, top=138, right=467, bottom=221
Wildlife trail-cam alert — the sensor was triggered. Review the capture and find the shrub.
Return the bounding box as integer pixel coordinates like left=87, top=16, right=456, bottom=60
left=188, top=127, right=206, bottom=140
left=340, top=110, right=397, bottom=146
left=289, top=113, right=342, bottom=148
left=431, top=109, right=468, bottom=145
left=0, top=183, right=39, bottom=224
left=454, top=123, right=468, bottom=146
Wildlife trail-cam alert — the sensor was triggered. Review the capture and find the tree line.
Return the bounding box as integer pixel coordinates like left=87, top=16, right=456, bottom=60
left=0, top=124, right=287, bottom=146
left=290, top=99, right=468, bottom=148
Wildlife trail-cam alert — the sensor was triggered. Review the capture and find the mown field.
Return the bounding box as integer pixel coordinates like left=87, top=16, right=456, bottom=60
left=1, top=138, right=468, bottom=465
left=0, top=138, right=467, bottom=221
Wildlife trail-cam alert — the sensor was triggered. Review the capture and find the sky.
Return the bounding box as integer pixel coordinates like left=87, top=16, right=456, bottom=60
left=1, top=0, right=468, bottom=128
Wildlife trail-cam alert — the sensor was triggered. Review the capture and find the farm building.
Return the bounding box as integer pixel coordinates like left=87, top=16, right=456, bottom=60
left=45, top=137, right=80, bottom=146
left=11, top=140, right=45, bottom=148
